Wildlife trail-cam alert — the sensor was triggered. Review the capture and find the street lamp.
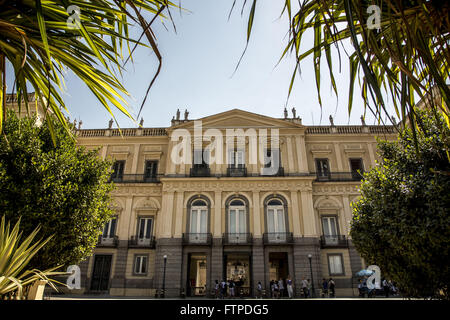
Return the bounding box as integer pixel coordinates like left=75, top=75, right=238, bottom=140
left=308, top=254, right=315, bottom=298
left=162, top=254, right=167, bottom=298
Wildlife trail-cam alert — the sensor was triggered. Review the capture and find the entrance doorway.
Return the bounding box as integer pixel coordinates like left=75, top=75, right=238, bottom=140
left=90, top=255, right=112, bottom=292
left=269, top=252, right=289, bottom=282
left=187, top=254, right=207, bottom=296
left=224, top=253, right=251, bottom=296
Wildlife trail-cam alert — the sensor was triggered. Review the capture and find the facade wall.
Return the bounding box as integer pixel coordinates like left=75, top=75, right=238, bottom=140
left=73, top=109, right=396, bottom=297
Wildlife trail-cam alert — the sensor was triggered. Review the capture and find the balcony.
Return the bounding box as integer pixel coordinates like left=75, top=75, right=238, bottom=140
left=260, top=166, right=285, bottom=177
left=227, top=166, right=247, bottom=177
left=320, top=235, right=349, bottom=248
left=190, top=166, right=211, bottom=177
left=182, top=233, right=212, bottom=245
left=128, top=236, right=156, bottom=248
left=109, top=174, right=160, bottom=183
left=315, top=171, right=363, bottom=182
left=263, top=232, right=294, bottom=245
left=97, top=235, right=118, bottom=247
left=223, top=233, right=253, bottom=245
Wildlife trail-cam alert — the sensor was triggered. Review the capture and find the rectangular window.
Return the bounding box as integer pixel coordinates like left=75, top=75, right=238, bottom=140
left=111, top=160, right=125, bottom=179
left=144, top=160, right=158, bottom=179
left=134, top=255, right=147, bottom=275
left=102, top=217, right=117, bottom=238
left=350, top=158, right=364, bottom=179
left=315, top=159, right=330, bottom=178
left=264, top=149, right=280, bottom=168
left=228, top=149, right=245, bottom=168
left=193, top=149, right=209, bottom=167
left=328, top=254, right=344, bottom=275
left=138, top=217, right=153, bottom=239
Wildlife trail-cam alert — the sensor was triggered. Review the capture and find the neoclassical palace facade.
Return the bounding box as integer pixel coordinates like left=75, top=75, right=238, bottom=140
left=67, top=108, right=396, bottom=298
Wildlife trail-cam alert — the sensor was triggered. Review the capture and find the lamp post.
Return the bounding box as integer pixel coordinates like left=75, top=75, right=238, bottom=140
left=308, top=254, right=315, bottom=298
left=162, top=254, right=167, bottom=298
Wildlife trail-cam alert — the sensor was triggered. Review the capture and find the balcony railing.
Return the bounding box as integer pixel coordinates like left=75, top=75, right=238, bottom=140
left=260, top=166, right=285, bottom=177
left=227, top=166, right=247, bottom=177
left=263, top=232, right=294, bottom=245
left=320, top=235, right=349, bottom=248
left=223, top=233, right=253, bottom=245
left=314, top=171, right=363, bottom=182
left=190, top=166, right=211, bottom=177
left=182, top=233, right=212, bottom=245
left=97, top=235, right=118, bottom=247
left=128, top=236, right=156, bottom=248
left=109, top=174, right=161, bottom=183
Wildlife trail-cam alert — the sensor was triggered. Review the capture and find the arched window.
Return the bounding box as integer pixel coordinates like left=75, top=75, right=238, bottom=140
left=227, top=199, right=246, bottom=243
left=188, top=198, right=208, bottom=243
left=265, top=197, right=287, bottom=242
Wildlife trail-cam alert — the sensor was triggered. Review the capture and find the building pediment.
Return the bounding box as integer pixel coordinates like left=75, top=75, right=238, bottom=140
left=168, top=109, right=304, bottom=131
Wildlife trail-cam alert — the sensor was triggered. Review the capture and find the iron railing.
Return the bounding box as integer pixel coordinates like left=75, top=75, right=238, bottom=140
left=128, top=236, right=156, bottom=248
left=320, top=235, right=349, bottom=248
left=109, top=174, right=161, bottom=183
left=182, top=233, right=212, bottom=245
left=314, top=171, right=363, bottom=182
left=226, top=166, right=247, bottom=177
left=223, top=233, right=253, bottom=245
left=263, top=232, right=294, bottom=245
left=190, top=166, right=211, bottom=177
left=97, top=235, right=118, bottom=247
left=260, top=166, right=285, bottom=177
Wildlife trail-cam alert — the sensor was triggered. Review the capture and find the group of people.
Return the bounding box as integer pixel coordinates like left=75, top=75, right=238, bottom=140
left=358, top=278, right=399, bottom=298
left=267, top=277, right=295, bottom=298
left=319, top=278, right=336, bottom=298
left=214, top=279, right=245, bottom=299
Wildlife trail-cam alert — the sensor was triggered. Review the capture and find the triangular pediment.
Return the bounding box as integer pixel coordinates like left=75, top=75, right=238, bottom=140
left=170, top=109, right=303, bottom=130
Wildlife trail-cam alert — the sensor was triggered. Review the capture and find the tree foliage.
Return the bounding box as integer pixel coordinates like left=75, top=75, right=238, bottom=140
left=0, top=110, right=114, bottom=270
left=350, top=109, right=450, bottom=299
left=0, top=0, right=177, bottom=135
left=239, top=1, right=449, bottom=142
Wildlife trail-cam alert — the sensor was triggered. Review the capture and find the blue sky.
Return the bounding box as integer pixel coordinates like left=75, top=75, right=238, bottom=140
left=7, top=1, right=395, bottom=129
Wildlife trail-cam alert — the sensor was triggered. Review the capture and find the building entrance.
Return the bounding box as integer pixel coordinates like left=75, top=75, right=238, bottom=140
left=269, top=252, right=289, bottom=282
left=224, top=253, right=251, bottom=296
left=187, top=254, right=207, bottom=296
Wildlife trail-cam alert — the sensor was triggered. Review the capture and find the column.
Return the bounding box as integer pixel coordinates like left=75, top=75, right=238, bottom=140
left=101, top=145, right=108, bottom=160
left=300, top=190, right=317, bottom=237
left=286, top=136, right=295, bottom=173
left=166, top=140, right=176, bottom=175
left=342, top=195, right=352, bottom=236
left=214, top=191, right=222, bottom=237
left=131, top=144, right=140, bottom=173
left=160, top=191, right=174, bottom=238
left=333, top=142, right=344, bottom=171
left=290, top=191, right=302, bottom=237
left=252, top=192, right=261, bottom=237
left=295, top=135, right=307, bottom=173
left=174, top=191, right=184, bottom=237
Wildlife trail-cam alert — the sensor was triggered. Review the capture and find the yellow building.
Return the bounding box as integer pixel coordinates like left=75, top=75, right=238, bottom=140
left=72, top=108, right=396, bottom=298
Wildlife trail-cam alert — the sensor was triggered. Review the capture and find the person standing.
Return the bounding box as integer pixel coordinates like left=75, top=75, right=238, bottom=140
left=286, top=276, right=294, bottom=299
left=278, top=278, right=285, bottom=298
left=270, top=280, right=274, bottom=298
left=301, top=277, right=309, bottom=298
left=256, top=281, right=263, bottom=299
left=229, top=279, right=235, bottom=298
left=220, top=279, right=227, bottom=299
left=322, top=278, right=329, bottom=298
left=328, top=278, right=336, bottom=297
left=214, top=280, right=220, bottom=299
